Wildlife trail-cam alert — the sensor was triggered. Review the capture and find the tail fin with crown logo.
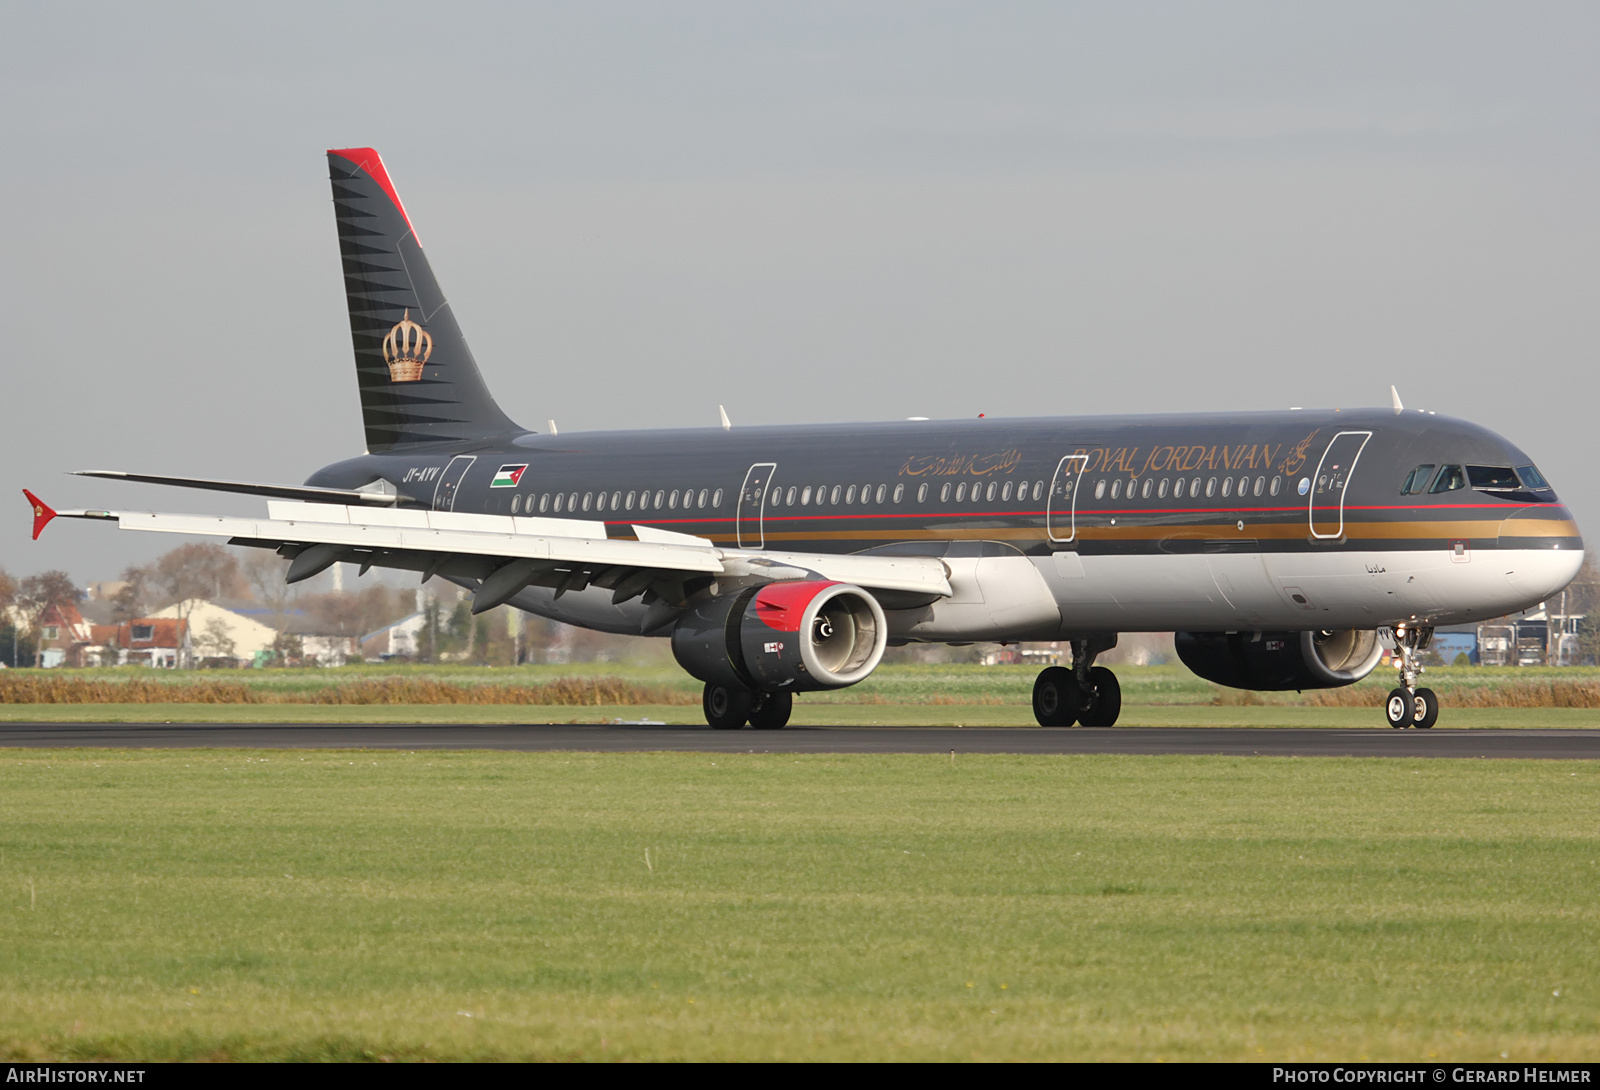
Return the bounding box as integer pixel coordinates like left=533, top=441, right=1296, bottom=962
left=327, top=147, right=522, bottom=452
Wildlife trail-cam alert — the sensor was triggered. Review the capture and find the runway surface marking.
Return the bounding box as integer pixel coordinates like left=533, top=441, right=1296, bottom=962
left=0, top=723, right=1597, bottom=758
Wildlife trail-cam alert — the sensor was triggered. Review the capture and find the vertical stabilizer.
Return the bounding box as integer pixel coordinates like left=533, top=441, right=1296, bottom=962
left=327, top=148, right=521, bottom=451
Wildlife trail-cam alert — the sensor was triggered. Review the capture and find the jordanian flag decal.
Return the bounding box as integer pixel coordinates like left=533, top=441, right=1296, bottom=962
left=491, top=464, right=528, bottom=488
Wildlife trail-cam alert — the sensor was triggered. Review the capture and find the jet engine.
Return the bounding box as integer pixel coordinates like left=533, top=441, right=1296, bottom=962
left=671, top=580, right=887, bottom=692
left=1174, top=629, right=1384, bottom=691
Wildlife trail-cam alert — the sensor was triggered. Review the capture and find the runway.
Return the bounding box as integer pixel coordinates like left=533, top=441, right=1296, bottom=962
left=1, top=722, right=1597, bottom=758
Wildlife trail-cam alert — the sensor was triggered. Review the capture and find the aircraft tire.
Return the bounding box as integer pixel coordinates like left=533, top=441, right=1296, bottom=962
left=748, top=691, right=793, bottom=730
left=1385, top=688, right=1412, bottom=729
left=703, top=683, right=755, bottom=729
left=1078, top=666, right=1122, bottom=727
left=1032, top=667, right=1080, bottom=728
left=1412, top=687, right=1439, bottom=730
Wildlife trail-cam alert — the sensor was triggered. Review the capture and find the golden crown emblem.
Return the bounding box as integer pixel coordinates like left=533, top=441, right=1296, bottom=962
left=382, top=309, right=432, bottom=383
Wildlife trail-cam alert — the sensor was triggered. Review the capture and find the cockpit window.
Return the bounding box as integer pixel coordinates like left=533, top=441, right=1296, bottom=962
left=1466, top=465, right=1521, bottom=491
left=1429, top=465, right=1466, bottom=493
left=1401, top=464, right=1436, bottom=495
left=1517, top=464, right=1552, bottom=491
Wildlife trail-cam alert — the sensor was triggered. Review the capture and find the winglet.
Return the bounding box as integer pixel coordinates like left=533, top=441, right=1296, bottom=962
left=23, top=490, right=56, bottom=540
left=1390, top=385, right=1404, bottom=414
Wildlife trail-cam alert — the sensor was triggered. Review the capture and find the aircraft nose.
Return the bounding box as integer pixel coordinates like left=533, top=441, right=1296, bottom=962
left=1499, top=505, right=1584, bottom=602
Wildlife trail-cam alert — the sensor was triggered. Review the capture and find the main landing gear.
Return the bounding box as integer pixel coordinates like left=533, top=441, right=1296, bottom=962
left=1033, top=636, right=1122, bottom=727
left=1383, top=624, right=1439, bottom=730
left=702, top=683, right=793, bottom=730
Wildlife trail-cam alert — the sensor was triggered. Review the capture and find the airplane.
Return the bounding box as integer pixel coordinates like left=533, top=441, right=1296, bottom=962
left=24, top=147, right=1585, bottom=731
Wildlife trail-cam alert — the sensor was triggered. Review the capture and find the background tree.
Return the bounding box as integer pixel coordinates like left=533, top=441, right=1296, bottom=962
left=110, top=563, right=151, bottom=622
left=149, top=543, right=244, bottom=608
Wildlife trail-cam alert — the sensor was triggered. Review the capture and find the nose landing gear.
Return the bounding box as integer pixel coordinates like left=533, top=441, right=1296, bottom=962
left=1033, top=636, right=1121, bottom=728
left=1384, top=625, right=1438, bottom=729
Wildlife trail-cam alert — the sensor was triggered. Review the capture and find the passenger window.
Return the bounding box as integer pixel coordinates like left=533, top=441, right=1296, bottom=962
left=1111, top=479, right=1123, bottom=499
left=830, top=485, right=842, bottom=505
left=1157, top=478, right=1169, bottom=499
left=569, top=492, right=579, bottom=511
left=893, top=484, right=904, bottom=502
left=1401, top=464, right=1437, bottom=495
left=539, top=494, right=550, bottom=513
left=917, top=483, right=928, bottom=502
left=1206, top=478, right=1217, bottom=498
left=1003, top=481, right=1014, bottom=501
left=668, top=490, right=679, bottom=509
left=845, top=485, right=857, bottom=504
left=1173, top=478, right=1185, bottom=499
left=1094, top=480, right=1106, bottom=500
left=784, top=486, right=796, bottom=505
left=1236, top=476, right=1247, bottom=497
left=800, top=486, right=812, bottom=505
left=1429, top=465, right=1466, bottom=493
left=654, top=490, right=665, bottom=508
left=1190, top=477, right=1200, bottom=497
left=554, top=493, right=565, bottom=512
left=595, top=493, right=606, bottom=512
left=956, top=482, right=968, bottom=501
left=621, top=492, right=632, bottom=511
left=986, top=481, right=997, bottom=502
left=815, top=485, right=826, bottom=505
left=876, top=484, right=888, bottom=503
left=511, top=495, right=521, bottom=513
left=713, top=488, right=724, bottom=507
left=940, top=483, right=951, bottom=502
left=1034, top=481, right=1045, bottom=501
left=1254, top=476, right=1264, bottom=497
left=698, top=489, right=709, bottom=508
left=1221, top=478, right=1233, bottom=498
left=1269, top=477, right=1281, bottom=497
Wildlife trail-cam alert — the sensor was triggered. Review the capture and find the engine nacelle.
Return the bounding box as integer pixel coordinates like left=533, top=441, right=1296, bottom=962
left=1174, top=629, right=1384, bottom=691
left=671, top=581, right=887, bottom=693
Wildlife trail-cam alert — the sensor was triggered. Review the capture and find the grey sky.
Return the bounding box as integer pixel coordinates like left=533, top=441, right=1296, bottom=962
left=4, top=2, right=1597, bottom=582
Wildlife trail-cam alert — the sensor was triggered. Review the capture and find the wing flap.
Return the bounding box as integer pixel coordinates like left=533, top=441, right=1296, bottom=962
left=116, top=509, right=724, bottom=573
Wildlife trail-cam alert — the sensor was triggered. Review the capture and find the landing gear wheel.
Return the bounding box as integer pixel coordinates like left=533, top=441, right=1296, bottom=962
left=1078, top=666, right=1122, bottom=727
left=703, top=683, right=755, bottom=730
left=1032, top=666, right=1081, bottom=727
left=1412, top=687, right=1439, bottom=730
left=748, top=691, right=793, bottom=730
left=1385, top=688, right=1412, bottom=729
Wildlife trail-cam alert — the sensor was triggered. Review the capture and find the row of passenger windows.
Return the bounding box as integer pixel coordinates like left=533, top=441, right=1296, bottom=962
left=513, top=487, right=727, bottom=515
left=1091, top=474, right=1284, bottom=502
left=507, top=473, right=1292, bottom=517
left=767, top=480, right=1047, bottom=507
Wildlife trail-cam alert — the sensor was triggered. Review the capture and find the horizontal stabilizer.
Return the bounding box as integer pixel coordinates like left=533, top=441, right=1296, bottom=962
left=73, top=471, right=400, bottom=506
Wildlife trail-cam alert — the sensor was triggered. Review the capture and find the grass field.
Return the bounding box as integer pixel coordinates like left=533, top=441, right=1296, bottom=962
left=2, top=750, right=1598, bottom=1061
left=4, top=702, right=1600, bottom=728
left=6, top=664, right=1600, bottom=726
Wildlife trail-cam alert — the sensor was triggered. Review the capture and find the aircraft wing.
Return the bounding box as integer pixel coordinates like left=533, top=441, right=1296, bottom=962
left=25, top=493, right=952, bottom=612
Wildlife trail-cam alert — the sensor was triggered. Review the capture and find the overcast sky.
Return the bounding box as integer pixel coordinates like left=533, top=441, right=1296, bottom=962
left=4, top=1, right=1597, bottom=582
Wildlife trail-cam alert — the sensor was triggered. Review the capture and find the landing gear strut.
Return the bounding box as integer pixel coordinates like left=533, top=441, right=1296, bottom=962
left=702, top=683, right=792, bottom=730
left=1384, top=625, right=1439, bottom=730
left=1033, top=636, right=1121, bottom=728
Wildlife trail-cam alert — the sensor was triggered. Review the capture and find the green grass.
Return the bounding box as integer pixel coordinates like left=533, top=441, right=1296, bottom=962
left=18, top=662, right=1600, bottom=706
left=2, top=750, right=1599, bottom=1061
left=3, top=701, right=1600, bottom=728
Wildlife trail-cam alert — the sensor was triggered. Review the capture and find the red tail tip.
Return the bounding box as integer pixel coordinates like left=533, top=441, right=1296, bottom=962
left=22, top=489, right=56, bottom=540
